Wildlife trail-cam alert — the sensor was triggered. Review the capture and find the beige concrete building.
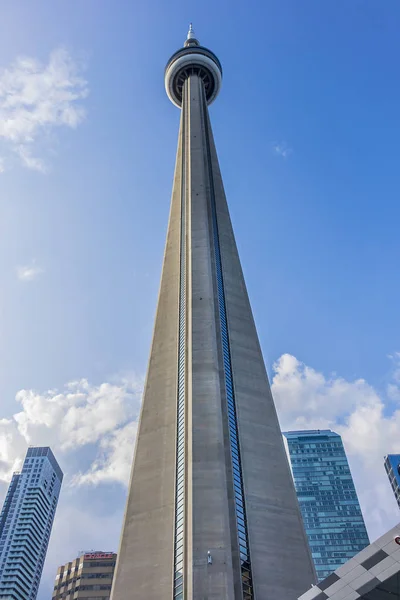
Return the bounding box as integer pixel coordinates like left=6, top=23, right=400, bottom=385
left=52, top=552, right=116, bottom=600
left=111, top=24, right=316, bottom=600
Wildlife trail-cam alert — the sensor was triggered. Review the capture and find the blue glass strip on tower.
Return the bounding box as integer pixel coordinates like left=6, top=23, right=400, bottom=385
left=202, top=88, right=254, bottom=600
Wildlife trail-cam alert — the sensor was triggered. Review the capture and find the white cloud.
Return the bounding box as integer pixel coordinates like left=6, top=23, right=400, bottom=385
left=16, top=261, right=44, bottom=281
left=72, top=420, right=138, bottom=486
left=0, top=47, right=88, bottom=171
left=272, top=353, right=400, bottom=542
left=15, top=145, right=47, bottom=173
left=0, top=418, right=27, bottom=480
left=0, top=375, right=143, bottom=486
left=273, top=141, right=293, bottom=158
left=272, top=353, right=380, bottom=427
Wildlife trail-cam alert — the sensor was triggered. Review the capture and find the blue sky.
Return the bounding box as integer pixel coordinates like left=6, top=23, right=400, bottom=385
left=0, top=1, right=400, bottom=598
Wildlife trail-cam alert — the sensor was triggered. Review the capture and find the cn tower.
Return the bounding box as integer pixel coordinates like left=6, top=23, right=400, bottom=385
left=110, top=26, right=316, bottom=600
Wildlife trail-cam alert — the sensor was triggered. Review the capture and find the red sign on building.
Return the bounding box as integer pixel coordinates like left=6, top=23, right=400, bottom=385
left=84, top=552, right=114, bottom=560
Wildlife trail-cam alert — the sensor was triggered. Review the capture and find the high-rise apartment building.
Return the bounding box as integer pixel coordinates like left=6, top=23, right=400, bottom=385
left=0, top=447, right=63, bottom=600
left=110, top=26, right=316, bottom=600
left=384, top=454, right=400, bottom=509
left=284, top=429, right=370, bottom=581
left=52, top=552, right=116, bottom=600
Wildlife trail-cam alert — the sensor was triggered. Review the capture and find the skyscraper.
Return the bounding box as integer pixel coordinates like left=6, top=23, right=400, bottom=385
left=0, top=447, right=63, bottom=600
left=111, top=26, right=315, bottom=600
left=384, top=454, right=400, bottom=509
left=284, top=430, right=370, bottom=581
left=52, top=551, right=117, bottom=600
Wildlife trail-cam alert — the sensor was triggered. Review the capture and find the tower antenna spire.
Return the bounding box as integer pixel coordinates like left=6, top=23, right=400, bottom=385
left=184, top=22, right=199, bottom=46
left=187, top=22, right=195, bottom=39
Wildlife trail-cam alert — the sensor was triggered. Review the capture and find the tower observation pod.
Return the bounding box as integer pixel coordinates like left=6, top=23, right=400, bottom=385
left=110, top=26, right=316, bottom=600
left=165, top=23, right=222, bottom=107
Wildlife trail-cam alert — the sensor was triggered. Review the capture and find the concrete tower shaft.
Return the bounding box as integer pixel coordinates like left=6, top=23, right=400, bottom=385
left=110, top=30, right=316, bottom=600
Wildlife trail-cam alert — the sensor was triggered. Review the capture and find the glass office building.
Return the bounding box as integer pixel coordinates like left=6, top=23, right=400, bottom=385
left=384, top=454, right=400, bottom=509
left=284, top=429, right=369, bottom=581
left=0, top=447, right=63, bottom=600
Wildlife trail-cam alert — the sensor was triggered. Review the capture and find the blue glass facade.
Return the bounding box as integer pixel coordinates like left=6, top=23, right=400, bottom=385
left=0, top=447, right=63, bottom=600
left=384, top=454, right=400, bottom=509
left=284, top=430, right=369, bottom=581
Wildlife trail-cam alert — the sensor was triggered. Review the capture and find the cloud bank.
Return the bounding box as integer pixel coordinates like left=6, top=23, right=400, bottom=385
left=1, top=354, right=400, bottom=597
left=1, top=355, right=399, bottom=542
left=0, top=47, right=88, bottom=171
left=0, top=375, right=143, bottom=486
